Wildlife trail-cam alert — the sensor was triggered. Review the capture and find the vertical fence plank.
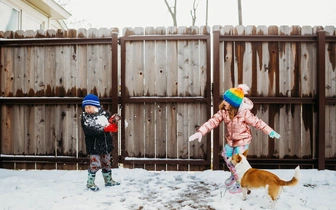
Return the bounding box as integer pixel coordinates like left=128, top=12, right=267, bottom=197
left=166, top=26, right=178, bottom=170
left=277, top=26, right=298, bottom=159
left=278, top=26, right=290, bottom=158
left=77, top=29, right=88, bottom=157
left=300, top=26, right=316, bottom=159
left=217, top=25, right=235, bottom=167
left=144, top=27, right=156, bottom=170
left=1, top=30, right=14, bottom=169
left=255, top=26, right=271, bottom=157
left=176, top=26, right=189, bottom=171
left=155, top=27, right=168, bottom=171
left=123, top=27, right=145, bottom=168
left=325, top=26, right=336, bottom=159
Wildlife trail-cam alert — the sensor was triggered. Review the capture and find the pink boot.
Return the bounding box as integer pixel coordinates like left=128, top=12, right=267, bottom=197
left=228, top=182, right=242, bottom=194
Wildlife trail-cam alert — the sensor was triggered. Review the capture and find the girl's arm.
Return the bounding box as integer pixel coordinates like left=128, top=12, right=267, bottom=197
left=197, top=110, right=225, bottom=135
left=244, top=111, right=273, bottom=135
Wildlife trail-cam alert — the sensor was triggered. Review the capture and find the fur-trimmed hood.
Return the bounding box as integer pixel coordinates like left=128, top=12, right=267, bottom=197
left=238, top=97, right=254, bottom=112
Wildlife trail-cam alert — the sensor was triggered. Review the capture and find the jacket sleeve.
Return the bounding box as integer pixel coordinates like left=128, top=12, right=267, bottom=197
left=244, top=111, right=273, bottom=135
left=81, top=116, right=105, bottom=137
left=197, top=110, right=225, bottom=136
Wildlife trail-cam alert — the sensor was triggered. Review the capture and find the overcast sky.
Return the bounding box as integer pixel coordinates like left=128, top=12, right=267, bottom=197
left=63, top=0, right=336, bottom=29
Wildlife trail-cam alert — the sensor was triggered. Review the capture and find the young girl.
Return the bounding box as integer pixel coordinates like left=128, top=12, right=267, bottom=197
left=81, top=94, right=121, bottom=191
left=189, top=84, right=280, bottom=194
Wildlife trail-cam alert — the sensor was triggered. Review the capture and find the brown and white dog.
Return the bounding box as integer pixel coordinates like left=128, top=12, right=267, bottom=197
left=230, top=150, right=300, bottom=209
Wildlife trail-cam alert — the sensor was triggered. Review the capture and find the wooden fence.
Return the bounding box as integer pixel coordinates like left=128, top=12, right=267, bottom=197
left=212, top=25, right=336, bottom=170
left=0, top=28, right=120, bottom=169
left=0, top=25, right=335, bottom=171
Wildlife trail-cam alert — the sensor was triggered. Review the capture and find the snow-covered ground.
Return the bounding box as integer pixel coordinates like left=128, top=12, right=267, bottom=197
left=0, top=167, right=335, bottom=210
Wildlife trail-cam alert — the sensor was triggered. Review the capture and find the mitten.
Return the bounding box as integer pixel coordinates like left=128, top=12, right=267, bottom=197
left=104, top=123, right=118, bottom=132
left=188, top=132, right=202, bottom=142
left=109, top=114, right=122, bottom=124
left=269, top=130, right=281, bottom=139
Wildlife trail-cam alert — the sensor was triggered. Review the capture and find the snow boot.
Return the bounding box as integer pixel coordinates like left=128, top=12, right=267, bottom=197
left=102, top=171, right=120, bottom=187
left=225, top=173, right=235, bottom=187
left=228, top=182, right=242, bottom=194
left=86, top=171, right=99, bottom=191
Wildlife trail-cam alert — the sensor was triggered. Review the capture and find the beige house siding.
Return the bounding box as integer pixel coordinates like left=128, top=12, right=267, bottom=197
left=0, top=0, right=71, bottom=31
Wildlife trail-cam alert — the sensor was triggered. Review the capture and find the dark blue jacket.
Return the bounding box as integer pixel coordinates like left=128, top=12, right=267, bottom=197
left=81, top=108, right=113, bottom=155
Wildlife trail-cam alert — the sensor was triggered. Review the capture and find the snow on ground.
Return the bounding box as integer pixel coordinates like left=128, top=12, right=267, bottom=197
left=0, top=167, right=335, bottom=210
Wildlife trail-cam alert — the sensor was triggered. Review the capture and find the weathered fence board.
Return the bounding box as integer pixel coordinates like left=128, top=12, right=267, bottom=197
left=325, top=26, right=336, bottom=159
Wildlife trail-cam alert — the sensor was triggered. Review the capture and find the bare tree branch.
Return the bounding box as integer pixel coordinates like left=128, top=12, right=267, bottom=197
left=205, top=0, right=208, bottom=26
left=164, top=0, right=177, bottom=26
left=190, top=0, right=198, bottom=26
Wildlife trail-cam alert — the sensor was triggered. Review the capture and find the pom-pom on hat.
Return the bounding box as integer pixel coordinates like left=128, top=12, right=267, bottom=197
left=223, top=84, right=250, bottom=108
left=82, top=94, right=101, bottom=109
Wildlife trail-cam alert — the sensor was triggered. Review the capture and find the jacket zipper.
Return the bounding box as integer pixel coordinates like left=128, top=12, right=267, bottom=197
left=94, top=138, right=96, bottom=150
left=104, top=133, right=108, bottom=154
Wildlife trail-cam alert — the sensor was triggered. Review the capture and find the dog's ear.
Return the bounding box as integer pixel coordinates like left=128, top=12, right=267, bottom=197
left=242, top=149, right=248, bottom=157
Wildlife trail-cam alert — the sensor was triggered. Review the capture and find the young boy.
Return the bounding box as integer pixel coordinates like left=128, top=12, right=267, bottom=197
left=81, top=94, right=121, bottom=191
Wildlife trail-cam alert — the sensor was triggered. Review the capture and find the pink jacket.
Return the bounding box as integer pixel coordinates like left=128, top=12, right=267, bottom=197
left=197, top=98, right=273, bottom=147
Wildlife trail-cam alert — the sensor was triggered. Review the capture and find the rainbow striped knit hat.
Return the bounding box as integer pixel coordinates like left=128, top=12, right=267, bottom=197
left=223, top=84, right=249, bottom=108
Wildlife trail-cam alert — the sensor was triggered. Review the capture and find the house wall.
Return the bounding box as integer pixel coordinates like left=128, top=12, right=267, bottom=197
left=0, top=0, right=67, bottom=31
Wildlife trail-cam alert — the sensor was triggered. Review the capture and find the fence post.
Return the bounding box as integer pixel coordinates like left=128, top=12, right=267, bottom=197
left=212, top=30, right=220, bottom=170
left=111, top=32, right=119, bottom=168
left=317, top=30, right=326, bottom=170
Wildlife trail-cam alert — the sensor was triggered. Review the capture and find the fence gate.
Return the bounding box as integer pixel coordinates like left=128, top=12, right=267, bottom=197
left=119, top=26, right=212, bottom=171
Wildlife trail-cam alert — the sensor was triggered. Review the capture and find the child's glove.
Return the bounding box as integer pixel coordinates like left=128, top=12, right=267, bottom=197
left=188, top=132, right=202, bottom=142
left=109, top=114, right=121, bottom=124
left=104, top=123, right=118, bottom=132
left=269, top=130, right=281, bottom=139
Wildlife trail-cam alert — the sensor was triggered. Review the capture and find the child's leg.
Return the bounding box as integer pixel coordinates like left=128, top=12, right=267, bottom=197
left=221, top=144, right=236, bottom=187
left=88, top=154, right=102, bottom=173
left=101, top=153, right=111, bottom=173
left=232, top=144, right=249, bottom=156
left=222, top=144, right=234, bottom=168
left=101, top=154, right=120, bottom=186
left=86, top=155, right=102, bottom=191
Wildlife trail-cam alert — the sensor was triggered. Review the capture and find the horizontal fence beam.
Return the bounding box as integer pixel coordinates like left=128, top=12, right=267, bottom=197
left=219, top=35, right=317, bottom=42
left=221, top=158, right=336, bottom=167
left=0, top=97, right=120, bottom=105
left=0, top=156, right=89, bottom=164
left=121, top=35, right=209, bottom=41
left=218, top=34, right=336, bottom=43
left=123, top=97, right=208, bottom=103
left=0, top=97, right=335, bottom=105
left=123, top=159, right=210, bottom=166
left=0, top=37, right=114, bottom=46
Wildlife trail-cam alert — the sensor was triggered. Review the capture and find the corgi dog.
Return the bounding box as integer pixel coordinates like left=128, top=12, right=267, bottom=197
left=230, top=150, right=300, bottom=209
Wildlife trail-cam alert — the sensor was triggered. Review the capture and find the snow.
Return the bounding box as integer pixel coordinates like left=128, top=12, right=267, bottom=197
left=0, top=167, right=335, bottom=210
left=96, top=115, right=108, bottom=126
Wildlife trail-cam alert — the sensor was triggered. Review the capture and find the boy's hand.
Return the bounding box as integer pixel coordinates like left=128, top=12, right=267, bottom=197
left=104, top=123, right=118, bottom=132
left=109, top=114, right=121, bottom=124
left=189, top=132, right=202, bottom=142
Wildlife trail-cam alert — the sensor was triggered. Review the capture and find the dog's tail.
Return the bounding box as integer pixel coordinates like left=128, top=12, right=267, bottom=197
left=280, top=165, right=300, bottom=187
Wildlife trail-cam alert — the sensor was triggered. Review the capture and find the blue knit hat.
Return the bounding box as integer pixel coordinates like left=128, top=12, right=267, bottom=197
left=82, top=94, right=100, bottom=109
left=223, top=84, right=249, bottom=108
